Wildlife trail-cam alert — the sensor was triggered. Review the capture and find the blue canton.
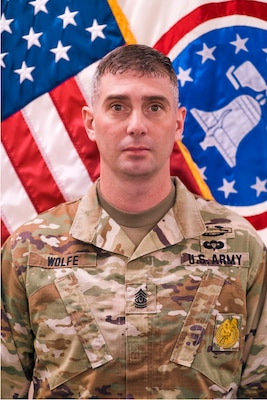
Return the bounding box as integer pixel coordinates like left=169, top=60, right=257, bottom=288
left=1, top=0, right=125, bottom=120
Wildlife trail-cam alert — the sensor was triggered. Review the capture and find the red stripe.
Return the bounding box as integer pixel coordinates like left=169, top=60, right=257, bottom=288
left=170, top=142, right=203, bottom=196
left=245, top=211, right=267, bottom=231
left=154, top=0, right=267, bottom=54
left=2, top=112, right=65, bottom=213
left=50, top=78, right=100, bottom=182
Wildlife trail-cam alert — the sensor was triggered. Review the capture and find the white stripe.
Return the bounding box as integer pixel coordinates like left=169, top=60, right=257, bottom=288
left=226, top=203, right=267, bottom=246
left=22, top=93, right=92, bottom=201
left=75, top=61, right=99, bottom=107
left=168, top=15, right=267, bottom=60
left=1, top=144, right=37, bottom=233
left=119, top=0, right=230, bottom=47
left=226, top=200, right=267, bottom=217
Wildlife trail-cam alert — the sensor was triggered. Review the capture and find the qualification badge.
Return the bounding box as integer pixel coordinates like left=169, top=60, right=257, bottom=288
left=213, top=315, right=241, bottom=351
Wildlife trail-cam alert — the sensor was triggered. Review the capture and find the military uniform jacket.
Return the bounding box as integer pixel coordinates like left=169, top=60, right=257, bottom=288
left=2, top=178, right=267, bottom=399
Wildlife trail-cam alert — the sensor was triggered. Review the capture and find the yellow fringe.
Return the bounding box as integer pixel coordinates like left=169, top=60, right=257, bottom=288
left=107, top=0, right=137, bottom=44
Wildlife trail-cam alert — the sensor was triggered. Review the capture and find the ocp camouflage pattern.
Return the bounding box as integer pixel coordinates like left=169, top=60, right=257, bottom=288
left=2, top=178, right=267, bottom=399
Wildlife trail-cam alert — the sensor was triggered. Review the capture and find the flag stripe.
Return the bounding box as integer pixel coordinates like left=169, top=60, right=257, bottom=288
left=1, top=219, right=9, bottom=245
left=245, top=212, right=267, bottom=231
left=75, top=62, right=99, bottom=107
left=2, top=112, right=65, bottom=213
left=227, top=201, right=267, bottom=216
left=50, top=77, right=100, bottom=182
left=1, top=143, right=37, bottom=232
left=22, top=92, right=93, bottom=200
left=154, top=1, right=267, bottom=54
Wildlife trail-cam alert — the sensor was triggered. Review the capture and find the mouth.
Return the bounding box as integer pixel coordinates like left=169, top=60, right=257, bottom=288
left=123, top=146, right=150, bottom=154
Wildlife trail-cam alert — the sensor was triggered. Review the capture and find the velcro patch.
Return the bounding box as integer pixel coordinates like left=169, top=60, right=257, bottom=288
left=28, top=251, right=96, bottom=268
left=213, top=314, right=242, bottom=351
left=181, top=252, right=249, bottom=267
left=126, top=283, right=157, bottom=314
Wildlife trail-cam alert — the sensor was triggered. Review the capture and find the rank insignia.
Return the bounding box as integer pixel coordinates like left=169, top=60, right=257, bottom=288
left=126, top=283, right=157, bottom=314
left=134, top=288, right=147, bottom=308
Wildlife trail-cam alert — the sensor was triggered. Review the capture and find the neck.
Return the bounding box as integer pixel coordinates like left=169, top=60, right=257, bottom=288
left=98, top=171, right=173, bottom=213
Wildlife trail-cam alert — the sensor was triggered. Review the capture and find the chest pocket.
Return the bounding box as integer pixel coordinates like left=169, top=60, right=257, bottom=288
left=171, top=270, right=224, bottom=367
left=28, top=252, right=113, bottom=390
left=170, top=269, right=245, bottom=390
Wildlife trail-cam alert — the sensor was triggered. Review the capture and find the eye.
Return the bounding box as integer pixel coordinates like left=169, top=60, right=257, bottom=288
left=111, top=103, right=124, bottom=111
left=149, top=104, right=162, bottom=112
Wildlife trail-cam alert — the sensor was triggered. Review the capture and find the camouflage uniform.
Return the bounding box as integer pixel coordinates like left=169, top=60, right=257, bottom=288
left=2, top=178, right=267, bottom=399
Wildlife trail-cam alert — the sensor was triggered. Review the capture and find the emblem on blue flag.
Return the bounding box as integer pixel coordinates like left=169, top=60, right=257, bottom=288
left=172, top=22, right=267, bottom=210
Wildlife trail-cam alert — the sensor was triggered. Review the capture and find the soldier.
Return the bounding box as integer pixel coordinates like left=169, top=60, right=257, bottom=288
left=2, top=44, right=267, bottom=399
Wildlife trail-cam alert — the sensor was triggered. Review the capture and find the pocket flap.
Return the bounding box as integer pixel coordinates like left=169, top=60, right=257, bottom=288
left=55, top=272, right=113, bottom=369
left=171, top=270, right=224, bottom=367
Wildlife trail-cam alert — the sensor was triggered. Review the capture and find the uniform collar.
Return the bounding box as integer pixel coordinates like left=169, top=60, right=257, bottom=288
left=70, top=177, right=206, bottom=257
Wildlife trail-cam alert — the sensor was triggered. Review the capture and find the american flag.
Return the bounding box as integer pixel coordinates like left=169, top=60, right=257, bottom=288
left=1, top=0, right=266, bottom=245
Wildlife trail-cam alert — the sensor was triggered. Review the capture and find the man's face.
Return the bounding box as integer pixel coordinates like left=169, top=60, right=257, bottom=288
left=83, top=71, right=186, bottom=181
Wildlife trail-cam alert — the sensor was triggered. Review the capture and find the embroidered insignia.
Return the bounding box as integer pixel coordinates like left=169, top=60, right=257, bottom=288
left=203, top=225, right=232, bottom=237
left=203, top=240, right=224, bottom=251
left=215, top=317, right=239, bottom=349
left=134, top=288, right=147, bottom=308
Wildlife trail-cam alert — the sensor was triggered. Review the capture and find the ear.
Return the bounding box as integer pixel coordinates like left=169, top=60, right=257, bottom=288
left=82, top=106, right=96, bottom=141
left=174, top=106, right=186, bottom=142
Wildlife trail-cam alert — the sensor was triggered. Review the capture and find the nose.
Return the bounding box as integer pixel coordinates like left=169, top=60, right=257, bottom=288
left=126, top=110, right=147, bottom=136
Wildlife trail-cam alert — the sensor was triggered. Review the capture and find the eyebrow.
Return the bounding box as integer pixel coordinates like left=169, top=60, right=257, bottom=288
left=104, top=94, right=171, bottom=105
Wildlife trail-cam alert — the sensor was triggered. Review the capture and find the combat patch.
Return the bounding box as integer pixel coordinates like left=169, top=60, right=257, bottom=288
left=181, top=252, right=249, bottom=267
left=28, top=251, right=97, bottom=268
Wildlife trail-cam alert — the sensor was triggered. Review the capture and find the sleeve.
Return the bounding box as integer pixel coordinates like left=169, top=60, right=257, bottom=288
left=1, top=235, right=34, bottom=399
left=238, top=238, right=267, bottom=398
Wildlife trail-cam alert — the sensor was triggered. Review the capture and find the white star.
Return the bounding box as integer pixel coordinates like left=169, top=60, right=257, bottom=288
left=86, top=19, right=107, bottom=42
left=199, top=166, right=208, bottom=181
left=250, top=177, right=267, bottom=197
left=58, top=6, right=78, bottom=28
left=218, top=179, right=237, bottom=199
left=230, top=34, right=249, bottom=54
left=177, top=67, right=193, bottom=87
left=22, top=27, right=42, bottom=49
left=196, top=43, right=216, bottom=64
left=29, top=0, right=49, bottom=15
left=14, top=61, right=35, bottom=83
left=1, top=52, right=8, bottom=68
left=0, top=14, right=14, bottom=34
left=50, top=40, right=71, bottom=62
left=263, top=48, right=267, bottom=60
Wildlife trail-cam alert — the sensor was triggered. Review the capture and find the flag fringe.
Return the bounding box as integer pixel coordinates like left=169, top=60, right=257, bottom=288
left=107, top=0, right=137, bottom=44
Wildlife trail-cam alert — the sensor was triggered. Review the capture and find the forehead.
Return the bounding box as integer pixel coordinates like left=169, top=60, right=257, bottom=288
left=95, top=71, right=176, bottom=101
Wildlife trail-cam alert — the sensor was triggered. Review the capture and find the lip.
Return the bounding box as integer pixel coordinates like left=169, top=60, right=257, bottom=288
left=123, top=146, right=150, bottom=152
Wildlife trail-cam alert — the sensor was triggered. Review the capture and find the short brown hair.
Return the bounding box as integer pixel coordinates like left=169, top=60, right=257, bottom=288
left=91, top=44, right=178, bottom=104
